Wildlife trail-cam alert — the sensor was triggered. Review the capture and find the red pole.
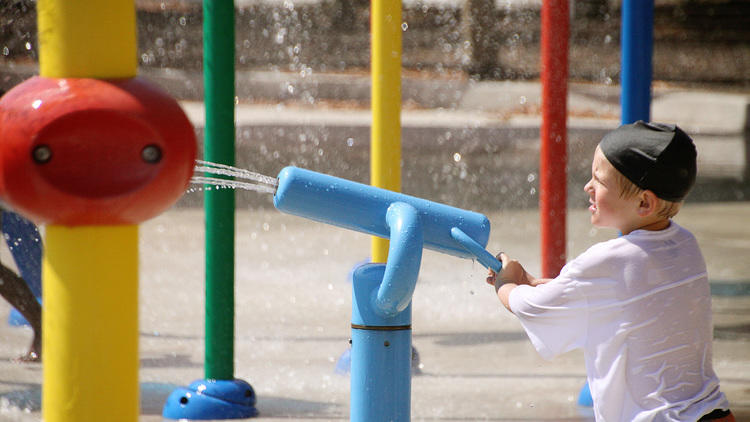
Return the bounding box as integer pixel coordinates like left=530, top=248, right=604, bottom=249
left=539, top=0, right=568, bottom=277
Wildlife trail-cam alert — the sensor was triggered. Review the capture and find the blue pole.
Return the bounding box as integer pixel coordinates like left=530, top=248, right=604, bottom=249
left=620, top=0, right=654, bottom=124
left=579, top=2, right=656, bottom=407
left=351, top=264, right=412, bottom=422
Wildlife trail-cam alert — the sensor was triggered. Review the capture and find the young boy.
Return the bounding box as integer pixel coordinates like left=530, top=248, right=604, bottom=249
left=487, top=121, right=734, bottom=421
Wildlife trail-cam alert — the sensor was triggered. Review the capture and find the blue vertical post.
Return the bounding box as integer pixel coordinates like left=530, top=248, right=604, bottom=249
left=351, top=264, right=412, bottom=421
left=579, top=1, right=656, bottom=408
left=620, top=0, right=654, bottom=124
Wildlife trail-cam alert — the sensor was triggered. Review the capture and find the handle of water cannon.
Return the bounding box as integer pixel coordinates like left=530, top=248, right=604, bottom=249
left=450, top=227, right=502, bottom=273
left=372, top=202, right=424, bottom=317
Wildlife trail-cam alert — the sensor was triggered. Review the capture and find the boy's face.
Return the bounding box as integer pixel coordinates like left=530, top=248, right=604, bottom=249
left=583, top=147, right=640, bottom=233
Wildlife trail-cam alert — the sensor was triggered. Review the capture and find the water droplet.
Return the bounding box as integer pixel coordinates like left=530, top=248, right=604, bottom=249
left=24, top=42, right=31, bottom=50
left=401, top=22, right=408, bottom=31
left=453, top=152, right=461, bottom=162
left=527, top=173, right=536, bottom=183
left=275, top=28, right=287, bottom=44
left=31, top=99, right=42, bottom=109
left=519, top=95, right=527, bottom=105
left=346, top=138, right=354, bottom=147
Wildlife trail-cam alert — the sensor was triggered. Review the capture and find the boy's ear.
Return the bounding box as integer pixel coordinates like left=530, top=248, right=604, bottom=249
left=637, top=190, right=660, bottom=217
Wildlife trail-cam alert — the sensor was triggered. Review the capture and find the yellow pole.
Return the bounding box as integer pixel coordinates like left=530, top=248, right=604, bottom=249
left=38, top=0, right=137, bottom=79
left=43, top=226, right=139, bottom=422
left=37, top=0, right=140, bottom=421
left=370, top=0, right=402, bottom=263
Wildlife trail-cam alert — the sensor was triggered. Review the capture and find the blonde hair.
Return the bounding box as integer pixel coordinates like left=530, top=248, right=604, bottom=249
left=612, top=170, right=682, bottom=218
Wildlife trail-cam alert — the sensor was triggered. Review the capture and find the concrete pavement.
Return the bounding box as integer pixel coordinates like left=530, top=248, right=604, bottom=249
left=0, top=202, right=749, bottom=421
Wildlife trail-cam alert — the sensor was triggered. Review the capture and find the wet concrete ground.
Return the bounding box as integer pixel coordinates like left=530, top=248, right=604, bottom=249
left=0, top=202, right=748, bottom=421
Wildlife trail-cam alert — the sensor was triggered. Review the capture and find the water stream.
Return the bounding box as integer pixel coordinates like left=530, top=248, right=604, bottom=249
left=190, top=160, right=278, bottom=195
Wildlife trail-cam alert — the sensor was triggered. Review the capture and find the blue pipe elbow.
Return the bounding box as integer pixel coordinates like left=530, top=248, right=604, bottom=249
left=373, top=202, right=423, bottom=317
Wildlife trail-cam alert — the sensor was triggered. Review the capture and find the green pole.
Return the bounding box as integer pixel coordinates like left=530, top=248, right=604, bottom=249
left=203, top=0, right=235, bottom=380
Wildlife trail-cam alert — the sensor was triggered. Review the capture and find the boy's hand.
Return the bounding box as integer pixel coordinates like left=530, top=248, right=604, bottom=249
left=486, top=252, right=529, bottom=312
left=486, top=252, right=532, bottom=289
left=486, top=253, right=549, bottom=312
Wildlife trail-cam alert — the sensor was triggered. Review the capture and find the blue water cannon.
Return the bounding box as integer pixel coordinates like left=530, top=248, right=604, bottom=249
left=273, top=167, right=501, bottom=421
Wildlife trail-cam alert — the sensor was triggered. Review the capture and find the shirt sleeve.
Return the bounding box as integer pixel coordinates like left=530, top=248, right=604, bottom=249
left=509, top=275, right=589, bottom=359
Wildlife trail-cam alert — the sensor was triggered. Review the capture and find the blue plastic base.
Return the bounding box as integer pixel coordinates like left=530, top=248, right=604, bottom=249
left=334, top=347, right=351, bottom=375
left=577, top=381, right=593, bottom=407
left=7, top=297, right=42, bottom=327
left=162, top=379, right=258, bottom=420
left=7, top=308, right=29, bottom=327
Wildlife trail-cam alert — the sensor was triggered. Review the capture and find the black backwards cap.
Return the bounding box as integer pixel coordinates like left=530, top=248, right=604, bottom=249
left=599, top=121, right=697, bottom=202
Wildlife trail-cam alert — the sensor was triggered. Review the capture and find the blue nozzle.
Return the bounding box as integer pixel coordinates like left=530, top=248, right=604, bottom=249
left=450, top=227, right=502, bottom=272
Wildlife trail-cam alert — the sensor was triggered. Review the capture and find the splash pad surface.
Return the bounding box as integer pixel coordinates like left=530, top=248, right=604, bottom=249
left=1, top=204, right=749, bottom=421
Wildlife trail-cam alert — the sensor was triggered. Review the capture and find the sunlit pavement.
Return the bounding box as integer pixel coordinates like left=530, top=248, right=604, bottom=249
left=0, top=202, right=749, bottom=421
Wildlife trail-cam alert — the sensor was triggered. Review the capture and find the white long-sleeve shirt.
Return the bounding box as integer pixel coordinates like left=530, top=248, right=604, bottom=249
left=509, top=222, right=729, bottom=421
